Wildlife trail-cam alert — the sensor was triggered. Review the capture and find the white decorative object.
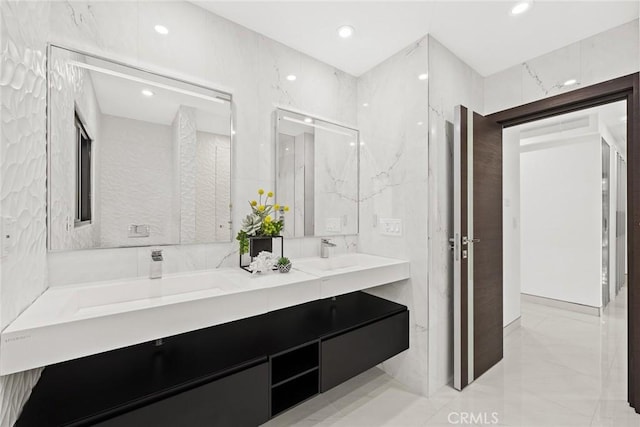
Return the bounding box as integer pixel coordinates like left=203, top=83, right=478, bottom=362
left=248, top=251, right=276, bottom=274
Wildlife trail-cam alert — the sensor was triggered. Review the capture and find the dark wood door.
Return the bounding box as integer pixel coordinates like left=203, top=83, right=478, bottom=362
left=453, top=106, right=503, bottom=390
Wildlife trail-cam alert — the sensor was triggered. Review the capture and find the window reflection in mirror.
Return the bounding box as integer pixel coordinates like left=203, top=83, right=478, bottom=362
left=48, top=46, right=233, bottom=251
left=74, top=111, right=92, bottom=226
left=275, top=109, right=359, bottom=237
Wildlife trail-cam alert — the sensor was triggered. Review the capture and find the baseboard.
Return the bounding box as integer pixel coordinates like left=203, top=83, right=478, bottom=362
left=521, top=293, right=601, bottom=316
left=503, top=317, right=521, bottom=337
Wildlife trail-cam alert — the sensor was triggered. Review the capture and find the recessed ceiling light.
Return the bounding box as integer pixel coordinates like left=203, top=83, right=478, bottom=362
left=511, top=1, right=531, bottom=15
left=349, top=142, right=356, bottom=147
left=362, top=103, right=369, bottom=107
left=563, top=79, right=577, bottom=86
left=417, top=121, right=424, bottom=126
left=154, top=24, right=169, bottom=35
left=360, top=141, right=365, bottom=146
left=286, top=74, right=297, bottom=81
left=304, top=117, right=313, bottom=123
left=418, top=73, right=428, bottom=81
left=337, top=25, right=355, bottom=39
left=141, top=89, right=154, bottom=97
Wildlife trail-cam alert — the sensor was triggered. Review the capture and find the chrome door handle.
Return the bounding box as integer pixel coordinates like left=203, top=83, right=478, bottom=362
left=462, top=236, right=480, bottom=245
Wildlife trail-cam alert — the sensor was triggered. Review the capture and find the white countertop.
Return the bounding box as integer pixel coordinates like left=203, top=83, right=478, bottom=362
left=1, top=253, right=409, bottom=375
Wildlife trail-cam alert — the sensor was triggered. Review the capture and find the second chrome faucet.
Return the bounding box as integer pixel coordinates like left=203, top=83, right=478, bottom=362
left=320, top=238, right=337, bottom=258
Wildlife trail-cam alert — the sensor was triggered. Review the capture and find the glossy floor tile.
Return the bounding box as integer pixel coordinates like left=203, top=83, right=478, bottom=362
left=264, top=287, right=639, bottom=426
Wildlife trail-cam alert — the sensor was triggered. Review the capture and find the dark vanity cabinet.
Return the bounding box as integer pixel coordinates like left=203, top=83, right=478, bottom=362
left=95, top=362, right=270, bottom=427
left=321, top=311, right=409, bottom=392
left=16, top=292, right=408, bottom=427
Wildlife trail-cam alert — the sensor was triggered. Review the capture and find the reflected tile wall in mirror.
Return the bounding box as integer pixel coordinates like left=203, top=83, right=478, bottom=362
left=275, top=109, right=359, bottom=237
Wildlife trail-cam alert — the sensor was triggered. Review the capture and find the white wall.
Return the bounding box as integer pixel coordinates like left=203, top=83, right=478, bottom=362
left=98, top=115, right=176, bottom=247
left=503, top=127, right=521, bottom=327
left=520, top=135, right=603, bottom=307
left=358, top=37, right=430, bottom=396
left=0, top=2, right=50, bottom=426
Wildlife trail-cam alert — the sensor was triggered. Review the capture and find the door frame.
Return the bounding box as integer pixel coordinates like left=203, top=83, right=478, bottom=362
left=487, top=72, right=639, bottom=412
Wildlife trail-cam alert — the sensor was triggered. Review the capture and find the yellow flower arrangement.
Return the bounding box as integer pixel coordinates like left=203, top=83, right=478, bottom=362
left=236, top=189, right=288, bottom=255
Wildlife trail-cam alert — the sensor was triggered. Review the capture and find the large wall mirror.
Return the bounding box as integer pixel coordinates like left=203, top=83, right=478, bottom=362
left=275, top=109, right=359, bottom=237
left=47, top=45, right=233, bottom=251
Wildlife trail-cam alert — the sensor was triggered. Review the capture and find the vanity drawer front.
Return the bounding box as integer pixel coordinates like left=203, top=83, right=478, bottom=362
left=320, top=310, right=409, bottom=392
left=95, top=362, right=269, bottom=427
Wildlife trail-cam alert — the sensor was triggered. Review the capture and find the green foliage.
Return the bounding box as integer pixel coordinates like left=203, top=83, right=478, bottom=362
left=277, top=256, right=290, bottom=266
left=236, top=230, right=249, bottom=255
left=241, top=213, right=262, bottom=236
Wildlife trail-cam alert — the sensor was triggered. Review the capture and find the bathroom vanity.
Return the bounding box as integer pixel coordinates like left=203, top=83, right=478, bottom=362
left=16, top=291, right=408, bottom=426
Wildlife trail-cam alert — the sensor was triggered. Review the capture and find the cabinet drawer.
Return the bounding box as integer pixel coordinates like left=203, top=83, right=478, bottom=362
left=95, top=362, right=269, bottom=427
left=321, top=310, right=409, bottom=392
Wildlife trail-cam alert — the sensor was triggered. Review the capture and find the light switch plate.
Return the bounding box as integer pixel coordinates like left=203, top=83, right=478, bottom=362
left=379, top=218, right=402, bottom=236
left=1, top=217, right=16, bottom=257
left=326, top=218, right=342, bottom=233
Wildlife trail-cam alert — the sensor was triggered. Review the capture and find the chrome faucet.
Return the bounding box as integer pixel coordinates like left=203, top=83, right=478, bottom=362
left=150, top=250, right=163, bottom=279
left=321, top=238, right=337, bottom=258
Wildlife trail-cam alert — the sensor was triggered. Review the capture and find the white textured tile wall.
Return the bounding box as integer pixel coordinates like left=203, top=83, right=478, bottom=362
left=195, top=131, right=231, bottom=242
left=0, top=1, right=50, bottom=426
left=46, top=0, right=358, bottom=285
left=48, top=49, right=101, bottom=250
left=99, top=115, right=176, bottom=247
left=484, top=19, right=640, bottom=115
left=357, top=38, right=429, bottom=396
left=426, top=36, right=484, bottom=395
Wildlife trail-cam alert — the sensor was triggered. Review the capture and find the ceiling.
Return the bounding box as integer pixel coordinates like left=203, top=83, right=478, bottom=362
left=84, top=59, right=231, bottom=135
left=194, top=1, right=639, bottom=77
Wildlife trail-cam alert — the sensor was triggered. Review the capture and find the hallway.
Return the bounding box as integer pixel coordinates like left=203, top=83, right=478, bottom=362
left=265, top=289, right=635, bottom=426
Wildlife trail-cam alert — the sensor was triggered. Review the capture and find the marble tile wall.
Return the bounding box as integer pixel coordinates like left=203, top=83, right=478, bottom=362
left=357, top=38, right=430, bottom=396
left=484, top=19, right=640, bottom=115
left=313, top=126, right=359, bottom=236
left=0, top=2, right=50, bottom=426
left=426, top=36, right=484, bottom=396
left=46, top=0, right=359, bottom=285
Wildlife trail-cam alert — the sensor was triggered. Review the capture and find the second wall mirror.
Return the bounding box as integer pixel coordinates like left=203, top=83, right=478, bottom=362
left=275, top=109, right=359, bottom=237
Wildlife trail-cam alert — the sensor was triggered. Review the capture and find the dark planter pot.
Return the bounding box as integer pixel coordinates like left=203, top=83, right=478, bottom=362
left=249, top=236, right=273, bottom=257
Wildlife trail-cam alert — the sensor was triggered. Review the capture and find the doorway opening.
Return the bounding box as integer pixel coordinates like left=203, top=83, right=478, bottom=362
left=487, top=72, right=639, bottom=412
left=500, top=100, right=629, bottom=418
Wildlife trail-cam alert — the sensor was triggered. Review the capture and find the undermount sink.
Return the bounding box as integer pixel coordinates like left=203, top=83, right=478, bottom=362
left=293, top=253, right=410, bottom=298
left=68, top=276, right=226, bottom=316
left=294, top=255, right=363, bottom=272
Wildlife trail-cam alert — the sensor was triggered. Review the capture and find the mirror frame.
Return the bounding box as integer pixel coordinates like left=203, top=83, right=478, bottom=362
left=46, top=44, right=235, bottom=251
left=274, top=107, right=360, bottom=237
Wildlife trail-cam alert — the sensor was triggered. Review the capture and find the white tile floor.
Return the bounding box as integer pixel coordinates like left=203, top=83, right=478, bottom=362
left=264, top=287, right=640, bottom=426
